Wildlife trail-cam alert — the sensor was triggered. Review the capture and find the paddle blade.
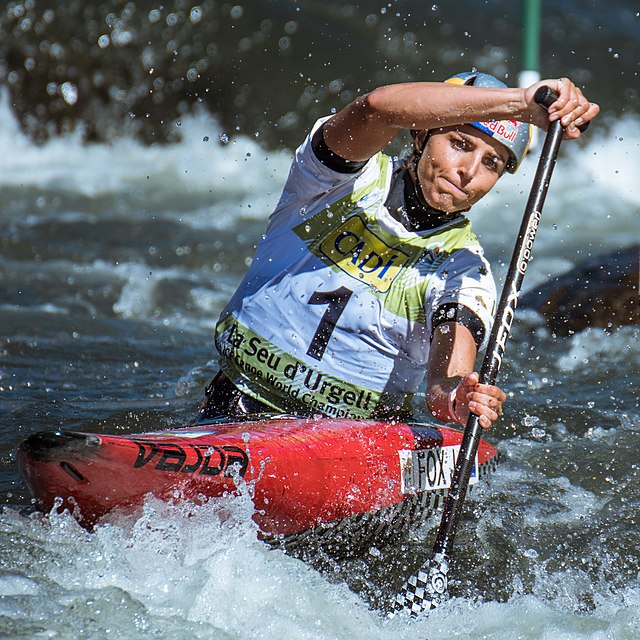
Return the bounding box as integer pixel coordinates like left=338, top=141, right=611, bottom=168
left=394, top=552, right=450, bottom=615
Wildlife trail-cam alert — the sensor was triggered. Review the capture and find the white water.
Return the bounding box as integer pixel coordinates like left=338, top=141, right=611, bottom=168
left=2, top=486, right=638, bottom=639
left=0, top=90, right=291, bottom=229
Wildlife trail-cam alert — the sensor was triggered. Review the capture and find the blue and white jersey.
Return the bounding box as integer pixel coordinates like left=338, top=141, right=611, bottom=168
left=215, top=118, right=496, bottom=419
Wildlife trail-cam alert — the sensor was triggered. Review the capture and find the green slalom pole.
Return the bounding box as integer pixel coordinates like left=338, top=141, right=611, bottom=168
left=523, top=0, right=540, bottom=74
left=520, top=0, right=542, bottom=149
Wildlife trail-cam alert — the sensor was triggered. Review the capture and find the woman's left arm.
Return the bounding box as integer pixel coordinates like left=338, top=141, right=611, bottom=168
left=426, top=322, right=506, bottom=429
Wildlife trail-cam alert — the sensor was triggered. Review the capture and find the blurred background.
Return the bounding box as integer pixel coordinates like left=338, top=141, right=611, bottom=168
left=1, top=0, right=637, bottom=148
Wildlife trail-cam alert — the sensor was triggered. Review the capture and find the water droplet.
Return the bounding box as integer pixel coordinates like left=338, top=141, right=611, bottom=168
left=60, top=82, right=78, bottom=105
left=531, top=426, right=546, bottom=439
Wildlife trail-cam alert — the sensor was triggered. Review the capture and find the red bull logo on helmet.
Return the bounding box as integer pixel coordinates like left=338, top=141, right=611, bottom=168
left=472, top=119, right=520, bottom=144
left=445, top=71, right=532, bottom=172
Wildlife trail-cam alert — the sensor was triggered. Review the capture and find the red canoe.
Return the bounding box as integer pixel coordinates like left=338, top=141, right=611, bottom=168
left=18, top=417, right=498, bottom=552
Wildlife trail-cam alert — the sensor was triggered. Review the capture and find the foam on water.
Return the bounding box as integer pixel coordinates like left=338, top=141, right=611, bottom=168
left=1, top=485, right=638, bottom=639
left=0, top=496, right=388, bottom=639
left=557, top=327, right=640, bottom=372
left=108, top=259, right=222, bottom=331
left=582, top=115, right=640, bottom=208
left=0, top=89, right=291, bottom=227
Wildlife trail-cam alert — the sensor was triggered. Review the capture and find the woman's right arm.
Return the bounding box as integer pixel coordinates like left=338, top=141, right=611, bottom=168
left=321, top=78, right=599, bottom=162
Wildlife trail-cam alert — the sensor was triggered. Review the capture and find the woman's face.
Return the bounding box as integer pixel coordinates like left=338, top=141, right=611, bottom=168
left=416, top=125, right=510, bottom=213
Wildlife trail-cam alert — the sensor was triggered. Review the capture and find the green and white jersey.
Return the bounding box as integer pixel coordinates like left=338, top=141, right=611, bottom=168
left=215, top=118, right=496, bottom=419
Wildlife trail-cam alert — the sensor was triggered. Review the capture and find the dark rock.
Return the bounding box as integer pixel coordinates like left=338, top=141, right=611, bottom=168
left=520, top=245, right=639, bottom=335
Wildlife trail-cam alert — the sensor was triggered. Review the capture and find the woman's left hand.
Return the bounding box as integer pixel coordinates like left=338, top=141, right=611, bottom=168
left=525, top=76, right=600, bottom=139
left=453, top=372, right=506, bottom=429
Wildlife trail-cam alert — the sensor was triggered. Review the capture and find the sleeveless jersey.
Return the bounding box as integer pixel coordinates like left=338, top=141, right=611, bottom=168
left=215, top=118, right=496, bottom=419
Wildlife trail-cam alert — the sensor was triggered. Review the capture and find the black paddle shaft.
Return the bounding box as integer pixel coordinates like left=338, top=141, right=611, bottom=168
left=432, top=87, right=564, bottom=559
left=395, top=87, right=568, bottom=615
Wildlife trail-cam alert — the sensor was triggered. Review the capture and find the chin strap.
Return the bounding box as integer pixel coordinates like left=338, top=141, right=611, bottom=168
left=407, top=130, right=432, bottom=207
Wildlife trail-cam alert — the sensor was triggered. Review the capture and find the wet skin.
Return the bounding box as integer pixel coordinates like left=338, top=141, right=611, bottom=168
left=416, top=124, right=510, bottom=213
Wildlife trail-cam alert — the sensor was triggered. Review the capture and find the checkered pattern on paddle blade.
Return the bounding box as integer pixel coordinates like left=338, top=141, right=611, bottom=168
left=394, top=553, right=450, bottom=616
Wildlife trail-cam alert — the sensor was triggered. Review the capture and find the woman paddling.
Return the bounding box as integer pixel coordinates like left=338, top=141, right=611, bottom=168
left=199, top=71, right=599, bottom=428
